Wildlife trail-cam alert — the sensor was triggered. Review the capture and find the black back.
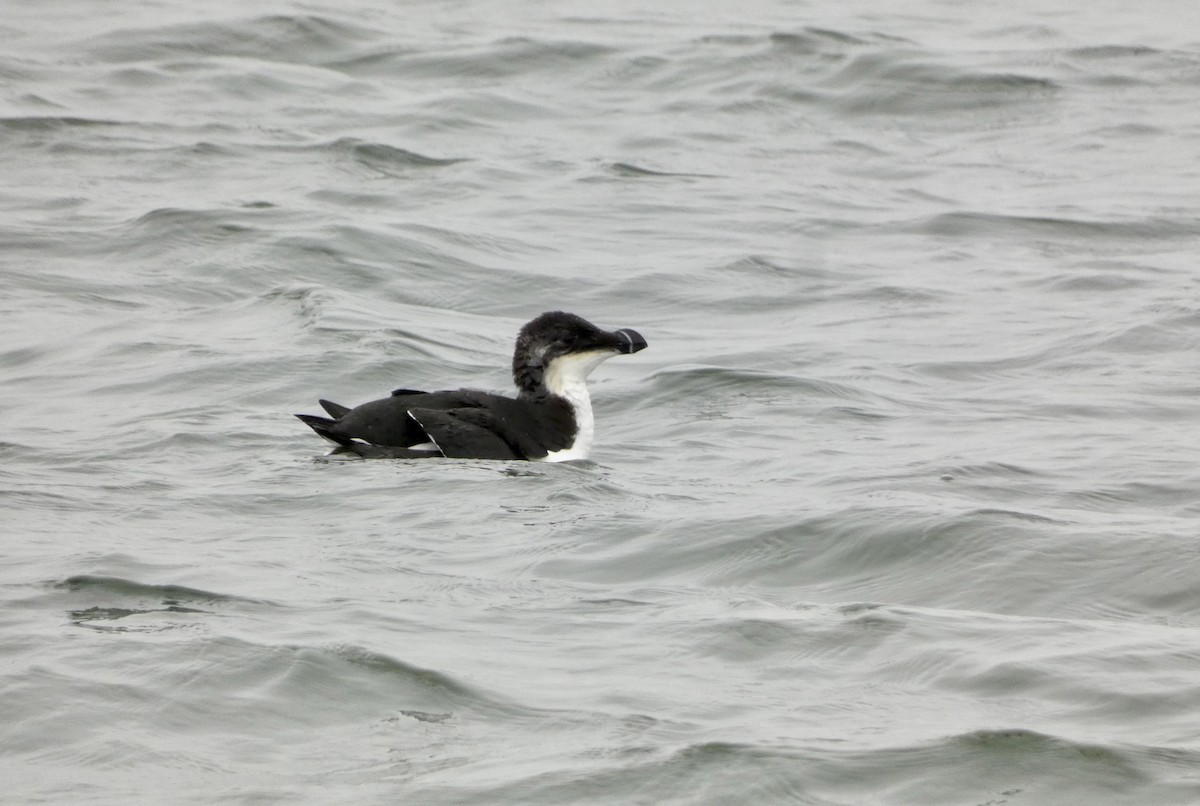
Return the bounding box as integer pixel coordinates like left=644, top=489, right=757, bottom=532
left=301, top=388, right=577, bottom=460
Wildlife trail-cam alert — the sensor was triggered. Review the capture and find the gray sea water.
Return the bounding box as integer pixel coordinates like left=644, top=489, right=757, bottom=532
left=4, top=0, right=1200, bottom=803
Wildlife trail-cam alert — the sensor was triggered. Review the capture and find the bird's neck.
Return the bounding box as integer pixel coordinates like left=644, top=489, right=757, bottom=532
left=545, top=362, right=594, bottom=455
left=514, top=352, right=613, bottom=458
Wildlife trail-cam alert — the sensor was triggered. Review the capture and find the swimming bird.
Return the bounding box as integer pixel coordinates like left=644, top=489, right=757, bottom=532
left=296, top=311, right=648, bottom=461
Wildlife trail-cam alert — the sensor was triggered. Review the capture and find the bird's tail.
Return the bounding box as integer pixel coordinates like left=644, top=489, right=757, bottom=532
left=295, top=413, right=354, bottom=447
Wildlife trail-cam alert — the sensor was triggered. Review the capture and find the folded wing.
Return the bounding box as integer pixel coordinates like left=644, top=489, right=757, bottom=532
left=296, top=389, right=576, bottom=460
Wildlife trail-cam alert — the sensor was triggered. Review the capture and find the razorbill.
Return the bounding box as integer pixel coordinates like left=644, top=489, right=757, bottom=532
left=296, top=311, right=648, bottom=461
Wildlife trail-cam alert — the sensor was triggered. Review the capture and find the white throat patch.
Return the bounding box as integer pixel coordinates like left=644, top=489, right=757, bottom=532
left=538, top=349, right=617, bottom=462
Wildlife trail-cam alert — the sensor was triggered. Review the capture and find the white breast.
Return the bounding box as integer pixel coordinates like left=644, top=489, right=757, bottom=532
left=534, top=349, right=615, bottom=462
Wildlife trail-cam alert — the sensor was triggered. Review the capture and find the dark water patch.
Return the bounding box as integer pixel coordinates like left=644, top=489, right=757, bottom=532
left=1056, top=480, right=1200, bottom=514
left=769, top=27, right=875, bottom=52
left=846, top=729, right=1155, bottom=801
left=0, top=440, right=32, bottom=458
left=0, top=193, right=86, bottom=214
left=605, top=162, right=718, bottom=179
left=846, top=283, right=944, bottom=305
left=261, top=278, right=432, bottom=340
left=0, top=486, right=93, bottom=512
left=697, top=34, right=768, bottom=47
left=913, top=211, right=1200, bottom=242
left=912, top=601, right=1200, bottom=693
left=109, top=206, right=271, bottom=258
left=308, top=188, right=402, bottom=208
left=1068, top=45, right=1161, bottom=60
left=281, top=225, right=483, bottom=279
left=63, top=290, right=147, bottom=311
left=416, top=730, right=1199, bottom=805
left=184, top=140, right=243, bottom=158
left=93, top=427, right=270, bottom=459
left=1063, top=45, right=1200, bottom=85
left=988, top=657, right=1200, bottom=731
left=823, top=405, right=895, bottom=421
left=592, top=53, right=670, bottom=86
left=1078, top=73, right=1153, bottom=89
left=693, top=614, right=832, bottom=664
left=1090, top=123, right=1163, bottom=138
left=328, top=37, right=613, bottom=80
left=398, top=709, right=452, bottom=723
left=1038, top=272, right=1150, bottom=293
left=937, top=462, right=1044, bottom=481
left=2, top=120, right=243, bottom=158
left=492, top=36, right=616, bottom=64
left=576, top=597, right=658, bottom=609
left=279, top=226, right=600, bottom=316
left=951, top=728, right=1137, bottom=768
left=0, top=344, right=56, bottom=369
left=196, top=640, right=548, bottom=726
left=1095, top=322, right=1198, bottom=354
left=413, top=90, right=555, bottom=125
left=821, top=54, right=1058, bottom=115
left=327, top=137, right=469, bottom=173
left=56, top=574, right=267, bottom=605
left=83, top=14, right=378, bottom=65
left=829, top=137, right=890, bottom=157
left=908, top=342, right=1070, bottom=381
left=726, top=254, right=815, bottom=278
left=52, top=575, right=256, bottom=633
left=703, top=510, right=1002, bottom=591
left=0, top=56, right=34, bottom=82
left=624, top=28, right=861, bottom=98
left=793, top=729, right=1199, bottom=805
left=0, top=116, right=129, bottom=151
left=392, top=222, right=552, bottom=260
left=679, top=27, right=882, bottom=84
left=333, top=644, right=496, bottom=707
left=1, top=636, right=523, bottom=768
left=69, top=603, right=208, bottom=633
left=417, top=740, right=819, bottom=806
left=963, top=507, right=1065, bottom=524
left=0, top=115, right=122, bottom=133
left=131, top=206, right=258, bottom=232
left=616, top=255, right=832, bottom=312
left=319, top=44, right=417, bottom=74
left=148, top=135, right=414, bottom=164
left=644, top=365, right=874, bottom=403
left=570, top=505, right=1088, bottom=616
left=107, top=65, right=179, bottom=90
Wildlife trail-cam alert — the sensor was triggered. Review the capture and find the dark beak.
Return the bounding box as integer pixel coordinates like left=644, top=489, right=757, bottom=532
left=613, top=328, right=648, bottom=354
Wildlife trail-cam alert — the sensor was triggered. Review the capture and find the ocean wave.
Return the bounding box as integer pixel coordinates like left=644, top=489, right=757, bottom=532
left=820, top=54, right=1058, bottom=115
left=326, top=36, right=615, bottom=79
left=914, top=211, right=1200, bottom=241
left=82, top=14, right=377, bottom=65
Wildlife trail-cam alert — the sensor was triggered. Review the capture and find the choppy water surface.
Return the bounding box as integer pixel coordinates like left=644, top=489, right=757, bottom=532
left=3, top=1, right=1200, bottom=803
